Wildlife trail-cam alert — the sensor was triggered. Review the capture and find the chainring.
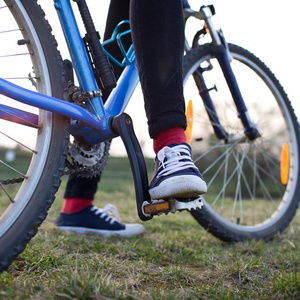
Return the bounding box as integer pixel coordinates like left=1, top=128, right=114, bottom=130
left=66, top=139, right=111, bottom=178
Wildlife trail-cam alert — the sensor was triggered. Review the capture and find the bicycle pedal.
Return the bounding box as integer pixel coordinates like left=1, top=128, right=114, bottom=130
left=142, top=197, right=204, bottom=217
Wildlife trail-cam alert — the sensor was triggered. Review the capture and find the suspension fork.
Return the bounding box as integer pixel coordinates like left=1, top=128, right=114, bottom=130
left=185, top=5, right=259, bottom=141
left=192, top=68, right=228, bottom=140
left=213, top=34, right=258, bottom=140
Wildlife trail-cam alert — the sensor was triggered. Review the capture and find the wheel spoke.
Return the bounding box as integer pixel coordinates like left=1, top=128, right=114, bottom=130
left=0, top=181, right=15, bottom=203
left=183, top=44, right=300, bottom=240
left=0, top=131, right=37, bottom=153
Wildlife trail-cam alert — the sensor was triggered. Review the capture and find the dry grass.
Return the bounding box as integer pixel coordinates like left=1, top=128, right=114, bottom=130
left=1, top=156, right=300, bottom=299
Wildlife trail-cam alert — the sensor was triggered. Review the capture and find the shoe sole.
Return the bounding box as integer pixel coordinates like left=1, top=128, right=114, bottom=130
left=56, top=224, right=145, bottom=237
left=149, top=175, right=207, bottom=200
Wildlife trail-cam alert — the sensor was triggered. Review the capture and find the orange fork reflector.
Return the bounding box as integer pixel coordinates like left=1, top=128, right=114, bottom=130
left=280, top=143, right=289, bottom=185
left=185, top=100, right=193, bottom=145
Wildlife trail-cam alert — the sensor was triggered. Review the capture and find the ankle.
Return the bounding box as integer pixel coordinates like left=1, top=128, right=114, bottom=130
left=153, top=126, right=187, bottom=154
left=61, top=197, right=93, bottom=214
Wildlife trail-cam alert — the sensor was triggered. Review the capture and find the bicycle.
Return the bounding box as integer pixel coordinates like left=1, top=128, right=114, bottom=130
left=0, top=0, right=299, bottom=272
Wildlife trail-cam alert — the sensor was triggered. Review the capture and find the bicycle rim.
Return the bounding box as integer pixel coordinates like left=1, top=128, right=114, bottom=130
left=0, top=1, right=60, bottom=238
left=183, top=44, right=300, bottom=240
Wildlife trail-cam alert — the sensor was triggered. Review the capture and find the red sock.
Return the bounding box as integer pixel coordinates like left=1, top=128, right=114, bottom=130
left=153, top=126, right=187, bottom=154
left=61, top=198, right=93, bottom=214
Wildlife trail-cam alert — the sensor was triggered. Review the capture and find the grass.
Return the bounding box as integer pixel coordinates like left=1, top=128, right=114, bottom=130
left=1, top=156, right=300, bottom=299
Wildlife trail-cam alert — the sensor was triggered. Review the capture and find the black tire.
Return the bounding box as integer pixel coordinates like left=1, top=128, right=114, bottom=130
left=0, top=0, right=68, bottom=271
left=183, top=43, right=300, bottom=241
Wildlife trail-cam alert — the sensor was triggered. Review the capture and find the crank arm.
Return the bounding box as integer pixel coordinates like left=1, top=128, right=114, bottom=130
left=111, top=113, right=153, bottom=221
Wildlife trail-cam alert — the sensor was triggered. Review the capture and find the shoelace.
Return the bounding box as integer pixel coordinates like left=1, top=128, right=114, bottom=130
left=90, top=204, right=121, bottom=225
left=156, top=144, right=198, bottom=177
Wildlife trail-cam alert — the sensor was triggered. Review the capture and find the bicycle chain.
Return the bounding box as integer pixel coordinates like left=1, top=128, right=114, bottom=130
left=1, top=141, right=110, bottom=185
left=0, top=177, right=24, bottom=185
left=1, top=143, right=109, bottom=185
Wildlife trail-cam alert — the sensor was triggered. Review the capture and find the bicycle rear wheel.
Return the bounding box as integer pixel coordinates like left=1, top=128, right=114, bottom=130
left=183, top=43, right=300, bottom=241
left=0, top=0, right=68, bottom=271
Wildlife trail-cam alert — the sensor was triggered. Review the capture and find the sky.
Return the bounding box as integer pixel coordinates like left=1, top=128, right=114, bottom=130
left=38, top=0, right=300, bottom=157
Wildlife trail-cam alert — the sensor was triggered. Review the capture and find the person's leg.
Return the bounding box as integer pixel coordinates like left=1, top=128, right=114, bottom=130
left=61, top=174, right=99, bottom=213
left=130, top=0, right=186, bottom=139
left=130, top=0, right=207, bottom=199
left=62, top=0, right=131, bottom=214
left=57, top=0, right=144, bottom=237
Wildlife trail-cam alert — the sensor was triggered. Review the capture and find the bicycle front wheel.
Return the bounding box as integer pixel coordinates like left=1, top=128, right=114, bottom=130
left=183, top=43, right=300, bottom=241
left=0, top=0, right=68, bottom=271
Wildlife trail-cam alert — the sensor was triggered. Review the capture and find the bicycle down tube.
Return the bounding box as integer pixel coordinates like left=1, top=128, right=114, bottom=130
left=0, top=0, right=139, bottom=144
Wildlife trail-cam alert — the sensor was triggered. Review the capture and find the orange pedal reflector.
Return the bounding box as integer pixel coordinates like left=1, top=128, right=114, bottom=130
left=185, top=100, right=193, bottom=145
left=143, top=201, right=171, bottom=214
left=280, top=143, right=289, bottom=185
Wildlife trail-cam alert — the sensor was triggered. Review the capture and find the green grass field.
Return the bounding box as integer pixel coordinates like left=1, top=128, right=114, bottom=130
left=0, top=156, right=300, bottom=299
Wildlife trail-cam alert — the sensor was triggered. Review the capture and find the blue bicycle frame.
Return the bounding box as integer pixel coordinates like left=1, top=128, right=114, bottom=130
left=0, top=0, right=261, bottom=221
left=0, top=0, right=138, bottom=145
left=0, top=0, right=257, bottom=146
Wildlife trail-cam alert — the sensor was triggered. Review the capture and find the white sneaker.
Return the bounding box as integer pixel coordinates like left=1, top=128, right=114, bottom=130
left=149, top=143, right=207, bottom=200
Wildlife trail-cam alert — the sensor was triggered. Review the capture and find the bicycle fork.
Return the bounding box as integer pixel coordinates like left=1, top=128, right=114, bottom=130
left=186, top=5, right=261, bottom=143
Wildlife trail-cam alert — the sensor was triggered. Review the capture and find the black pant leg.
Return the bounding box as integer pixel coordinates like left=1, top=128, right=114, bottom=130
left=130, top=0, right=186, bottom=138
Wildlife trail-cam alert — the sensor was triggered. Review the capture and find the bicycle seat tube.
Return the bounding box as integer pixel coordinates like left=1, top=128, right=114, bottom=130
left=55, top=0, right=115, bottom=142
